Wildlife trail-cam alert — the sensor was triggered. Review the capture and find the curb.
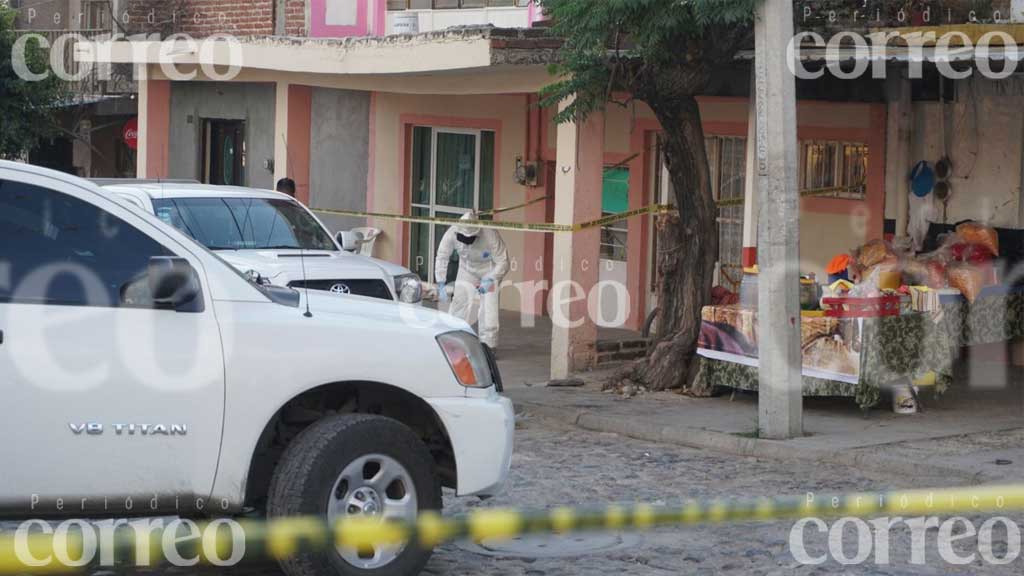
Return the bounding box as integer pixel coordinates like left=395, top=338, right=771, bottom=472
left=515, top=399, right=997, bottom=485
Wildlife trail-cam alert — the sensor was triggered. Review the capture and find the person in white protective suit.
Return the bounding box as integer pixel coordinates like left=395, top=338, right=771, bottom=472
left=435, top=212, right=509, bottom=350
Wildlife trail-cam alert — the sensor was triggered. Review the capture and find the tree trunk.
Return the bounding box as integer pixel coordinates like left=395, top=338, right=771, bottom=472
left=623, top=96, right=718, bottom=394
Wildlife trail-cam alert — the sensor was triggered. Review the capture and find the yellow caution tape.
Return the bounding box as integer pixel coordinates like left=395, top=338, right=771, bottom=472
left=313, top=203, right=677, bottom=234
left=479, top=194, right=550, bottom=217
left=315, top=181, right=864, bottom=233
left=4, top=484, right=1024, bottom=573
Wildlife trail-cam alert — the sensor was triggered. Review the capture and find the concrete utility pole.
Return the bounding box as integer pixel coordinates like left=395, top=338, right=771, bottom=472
left=754, top=0, right=802, bottom=439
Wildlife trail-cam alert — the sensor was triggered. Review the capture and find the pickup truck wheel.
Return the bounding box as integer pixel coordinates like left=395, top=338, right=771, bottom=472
left=268, top=414, right=441, bottom=576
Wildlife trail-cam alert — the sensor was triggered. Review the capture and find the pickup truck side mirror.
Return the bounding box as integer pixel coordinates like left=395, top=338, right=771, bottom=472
left=148, top=257, right=201, bottom=310
left=337, top=231, right=361, bottom=252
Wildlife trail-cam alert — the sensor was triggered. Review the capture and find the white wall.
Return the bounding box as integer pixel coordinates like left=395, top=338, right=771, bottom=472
left=887, top=76, right=1024, bottom=230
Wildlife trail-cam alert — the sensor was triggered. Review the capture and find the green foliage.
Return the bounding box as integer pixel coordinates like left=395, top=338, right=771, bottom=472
left=540, top=0, right=760, bottom=123
left=0, top=4, right=66, bottom=159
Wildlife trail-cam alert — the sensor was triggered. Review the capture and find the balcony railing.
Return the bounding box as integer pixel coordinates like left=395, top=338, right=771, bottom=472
left=14, top=28, right=136, bottom=96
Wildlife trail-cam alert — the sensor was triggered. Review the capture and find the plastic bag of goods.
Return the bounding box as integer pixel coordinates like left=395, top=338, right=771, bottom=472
left=902, top=256, right=948, bottom=289
left=950, top=243, right=994, bottom=264
left=947, top=263, right=986, bottom=303
left=855, top=239, right=897, bottom=270
left=900, top=259, right=930, bottom=287
left=926, top=260, right=947, bottom=288
left=955, top=222, right=999, bottom=257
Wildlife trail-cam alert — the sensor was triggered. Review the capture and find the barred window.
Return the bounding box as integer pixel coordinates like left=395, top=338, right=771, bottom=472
left=800, top=141, right=868, bottom=200
left=706, top=135, right=746, bottom=290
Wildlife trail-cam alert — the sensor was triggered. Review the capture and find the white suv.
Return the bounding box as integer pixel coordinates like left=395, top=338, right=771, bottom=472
left=0, top=161, right=513, bottom=576
left=100, top=182, right=424, bottom=304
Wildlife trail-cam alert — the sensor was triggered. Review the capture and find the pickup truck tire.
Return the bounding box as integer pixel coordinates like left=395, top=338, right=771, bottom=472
left=268, top=413, right=441, bottom=576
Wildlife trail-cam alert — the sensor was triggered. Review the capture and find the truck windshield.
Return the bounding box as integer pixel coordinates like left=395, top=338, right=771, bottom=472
left=151, top=197, right=337, bottom=252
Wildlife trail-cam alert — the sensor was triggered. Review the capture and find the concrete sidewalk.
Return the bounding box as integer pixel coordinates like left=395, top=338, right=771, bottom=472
left=505, top=371, right=1024, bottom=486
left=489, top=310, right=1024, bottom=485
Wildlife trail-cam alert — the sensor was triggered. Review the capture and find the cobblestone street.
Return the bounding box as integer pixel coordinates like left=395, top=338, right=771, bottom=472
left=4, top=411, right=1023, bottom=575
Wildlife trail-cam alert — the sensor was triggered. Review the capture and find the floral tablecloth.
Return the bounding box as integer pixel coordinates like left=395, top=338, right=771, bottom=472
left=695, top=292, right=1024, bottom=409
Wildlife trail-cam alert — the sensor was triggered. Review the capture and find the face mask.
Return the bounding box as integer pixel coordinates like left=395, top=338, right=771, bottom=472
left=457, top=233, right=478, bottom=245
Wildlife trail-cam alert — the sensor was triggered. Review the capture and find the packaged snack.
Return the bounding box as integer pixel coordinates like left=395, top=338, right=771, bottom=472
left=951, top=243, right=995, bottom=264
left=926, top=260, right=947, bottom=288
left=956, top=222, right=999, bottom=257
left=900, top=259, right=930, bottom=286
left=856, top=239, right=895, bottom=269
left=947, top=263, right=985, bottom=303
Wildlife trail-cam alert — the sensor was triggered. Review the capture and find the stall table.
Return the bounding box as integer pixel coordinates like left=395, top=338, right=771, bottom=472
left=695, top=290, right=1024, bottom=409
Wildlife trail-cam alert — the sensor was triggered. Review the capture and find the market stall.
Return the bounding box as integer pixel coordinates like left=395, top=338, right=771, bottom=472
left=696, top=222, right=1024, bottom=410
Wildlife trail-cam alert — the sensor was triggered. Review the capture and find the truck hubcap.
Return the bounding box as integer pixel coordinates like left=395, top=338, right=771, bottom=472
left=327, top=454, right=418, bottom=569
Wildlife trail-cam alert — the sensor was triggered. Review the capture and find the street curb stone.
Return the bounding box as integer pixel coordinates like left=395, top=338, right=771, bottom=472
left=516, top=399, right=998, bottom=485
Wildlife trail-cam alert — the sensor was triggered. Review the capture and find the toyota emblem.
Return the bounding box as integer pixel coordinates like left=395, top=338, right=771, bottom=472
left=329, top=283, right=351, bottom=295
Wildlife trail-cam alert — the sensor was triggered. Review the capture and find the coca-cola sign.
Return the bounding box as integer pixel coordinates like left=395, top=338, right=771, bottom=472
left=123, top=118, right=139, bottom=150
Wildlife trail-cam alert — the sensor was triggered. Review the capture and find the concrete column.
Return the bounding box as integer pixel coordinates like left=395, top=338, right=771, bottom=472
left=275, top=0, right=287, bottom=35
left=755, top=0, right=802, bottom=440
left=136, top=67, right=169, bottom=180
left=274, top=82, right=290, bottom=186
left=886, top=70, right=912, bottom=238
left=274, top=82, right=312, bottom=203
left=741, top=70, right=760, bottom=269
left=550, top=103, right=604, bottom=380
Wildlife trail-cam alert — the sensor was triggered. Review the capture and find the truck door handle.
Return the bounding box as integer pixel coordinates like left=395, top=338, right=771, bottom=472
left=0, top=330, right=4, bottom=345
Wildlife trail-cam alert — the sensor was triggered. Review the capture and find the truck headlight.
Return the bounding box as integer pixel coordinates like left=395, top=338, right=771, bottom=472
left=395, top=273, right=423, bottom=304
left=437, top=331, right=493, bottom=388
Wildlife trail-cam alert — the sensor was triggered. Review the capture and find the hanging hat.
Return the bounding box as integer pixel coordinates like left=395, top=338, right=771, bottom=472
left=910, top=161, right=936, bottom=198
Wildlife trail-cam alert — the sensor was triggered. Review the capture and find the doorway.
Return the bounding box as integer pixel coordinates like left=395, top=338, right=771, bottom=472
left=202, top=119, right=246, bottom=186
left=599, top=167, right=630, bottom=327
left=408, top=126, right=496, bottom=282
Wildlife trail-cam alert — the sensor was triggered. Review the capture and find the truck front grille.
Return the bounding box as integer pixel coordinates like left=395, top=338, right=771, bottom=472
left=288, top=279, right=394, bottom=301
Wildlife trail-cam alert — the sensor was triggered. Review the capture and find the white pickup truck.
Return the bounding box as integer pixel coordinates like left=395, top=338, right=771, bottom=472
left=0, top=161, right=514, bottom=576
left=98, top=182, right=424, bottom=305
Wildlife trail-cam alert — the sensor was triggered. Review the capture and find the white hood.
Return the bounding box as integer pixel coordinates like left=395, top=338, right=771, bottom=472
left=300, top=289, right=472, bottom=335
left=215, top=249, right=410, bottom=286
